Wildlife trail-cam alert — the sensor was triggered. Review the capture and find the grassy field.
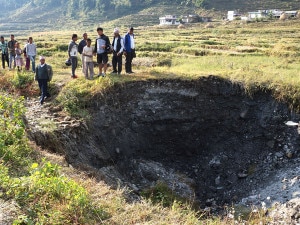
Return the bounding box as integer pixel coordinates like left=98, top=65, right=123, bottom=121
left=0, top=18, right=300, bottom=224
left=34, top=18, right=300, bottom=113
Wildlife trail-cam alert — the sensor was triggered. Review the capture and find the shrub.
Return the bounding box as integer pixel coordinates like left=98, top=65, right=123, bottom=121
left=141, top=181, right=185, bottom=208
left=38, top=50, right=53, bottom=57
left=2, top=160, right=108, bottom=224
left=0, top=95, right=32, bottom=168
left=157, top=57, right=172, bottom=67
left=10, top=72, right=38, bottom=97
left=56, top=80, right=100, bottom=117
left=56, top=44, right=68, bottom=51
left=0, top=94, right=108, bottom=224
left=11, top=71, right=34, bottom=89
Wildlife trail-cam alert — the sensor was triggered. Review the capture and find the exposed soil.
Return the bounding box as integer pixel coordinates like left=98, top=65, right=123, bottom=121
left=24, top=75, right=300, bottom=223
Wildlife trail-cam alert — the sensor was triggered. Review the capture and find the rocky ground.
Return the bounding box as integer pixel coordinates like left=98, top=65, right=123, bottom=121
left=2, top=76, right=300, bottom=224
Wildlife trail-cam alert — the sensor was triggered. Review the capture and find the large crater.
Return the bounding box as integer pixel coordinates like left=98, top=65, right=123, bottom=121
left=27, top=76, right=300, bottom=208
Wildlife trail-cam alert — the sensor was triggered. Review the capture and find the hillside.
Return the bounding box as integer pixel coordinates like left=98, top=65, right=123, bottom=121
left=0, top=0, right=299, bottom=34
left=206, top=0, right=300, bottom=12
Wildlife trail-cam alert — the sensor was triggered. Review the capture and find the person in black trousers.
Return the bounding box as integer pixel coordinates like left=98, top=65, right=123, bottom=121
left=124, top=27, right=135, bottom=74
left=35, top=56, right=53, bottom=105
left=111, top=28, right=124, bottom=75
left=0, top=36, right=9, bottom=69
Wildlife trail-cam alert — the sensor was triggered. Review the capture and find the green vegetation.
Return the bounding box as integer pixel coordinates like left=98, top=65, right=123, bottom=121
left=0, top=95, right=107, bottom=224
left=0, top=18, right=300, bottom=224
left=141, top=181, right=186, bottom=208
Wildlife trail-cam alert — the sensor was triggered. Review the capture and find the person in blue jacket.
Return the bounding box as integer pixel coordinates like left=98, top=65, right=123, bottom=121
left=124, top=27, right=135, bottom=74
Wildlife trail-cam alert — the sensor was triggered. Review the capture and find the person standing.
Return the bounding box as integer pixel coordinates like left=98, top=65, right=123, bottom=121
left=23, top=39, right=30, bottom=71
left=25, top=37, right=37, bottom=73
left=35, top=56, right=53, bottom=105
left=78, top=33, right=87, bottom=74
left=82, top=38, right=94, bottom=79
left=124, top=27, right=136, bottom=74
left=15, top=42, right=24, bottom=71
left=111, top=28, right=124, bottom=75
left=94, top=27, right=111, bottom=77
left=68, top=34, right=78, bottom=79
left=7, top=34, right=17, bottom=70
left=0, top=36, right=9, bottom=69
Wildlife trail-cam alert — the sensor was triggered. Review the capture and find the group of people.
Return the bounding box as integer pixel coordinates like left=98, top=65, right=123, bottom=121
left=0, top=34, right=36, bottom=72
left=0, top=26, right=136, bottom=105
left=68, top=26, right=136, bottom=79
left=0, top=34, right=51, bottom=106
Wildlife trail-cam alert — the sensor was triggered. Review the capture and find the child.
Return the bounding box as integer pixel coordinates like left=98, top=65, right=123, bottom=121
left=82, top=38, right=94, bottom=79
left=15, top=42, right=24, bottom=71
left=68, top=34, right=78, bottom=78
left=24, top=39, right=30, bottom=70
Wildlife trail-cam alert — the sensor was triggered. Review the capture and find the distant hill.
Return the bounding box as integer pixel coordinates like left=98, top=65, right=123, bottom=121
left=205, top=0, right=300, bottom=12
left=0, top=0, right=299, bottom=34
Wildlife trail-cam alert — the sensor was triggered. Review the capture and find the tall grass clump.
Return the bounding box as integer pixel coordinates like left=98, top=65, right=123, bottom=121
left=0, top=95, right=32, bottom=170
left=10, top=71, right=38, bottom=97
left=2, top=160, right=108, bottom=224
left=56, top=77, right=114, bottom=117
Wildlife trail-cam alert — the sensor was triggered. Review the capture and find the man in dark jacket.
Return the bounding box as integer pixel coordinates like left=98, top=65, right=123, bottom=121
left=78, top=32, right=87, bottom=73
left=124, top=27, right=135, bottom=74
left=35, top=56, right=53, bottom=105
left=0, top=36, right=9, bottom=69
left=7, top=34, right=17, bottom=70
left=94, top=27, right=111, bottom=77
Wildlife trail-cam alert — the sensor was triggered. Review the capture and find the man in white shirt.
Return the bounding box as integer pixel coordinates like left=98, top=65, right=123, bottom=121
left=25, top=37, right=37, bottom=73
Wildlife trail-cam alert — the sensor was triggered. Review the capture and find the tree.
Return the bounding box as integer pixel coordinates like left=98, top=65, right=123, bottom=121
left=192, top=0, right=208, bottom=7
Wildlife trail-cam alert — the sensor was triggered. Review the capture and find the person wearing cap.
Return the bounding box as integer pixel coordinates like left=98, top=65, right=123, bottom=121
left=111, top=28, right=124, bottom=75
left=0, top=36, right=9, bottom=69
left=124, top=27, right=135, bottom=74
left=35, top=56, right=53, bottom=105
left=68, top=34, right=78, bottom=78
left=78, top=33, right=88, bottom=74
left=93, top=27, right=111, bottom=77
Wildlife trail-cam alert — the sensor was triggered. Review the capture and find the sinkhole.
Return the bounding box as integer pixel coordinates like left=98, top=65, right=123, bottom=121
left=30, top=76, right=300, bottom=207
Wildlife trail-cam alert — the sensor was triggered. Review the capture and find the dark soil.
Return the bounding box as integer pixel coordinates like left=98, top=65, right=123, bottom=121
left=26, top=75, right=300, bottom=216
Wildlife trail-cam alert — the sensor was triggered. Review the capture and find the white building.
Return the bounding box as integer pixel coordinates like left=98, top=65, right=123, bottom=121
left=227, top=11, right=241, bottom=21
left=247, top=9, right=297, bottom=20
left=159, top=15, right=180, bottom=25
left=285, top=10, right=298, bottom=18
left=248, top=10, right=267, bottom=19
